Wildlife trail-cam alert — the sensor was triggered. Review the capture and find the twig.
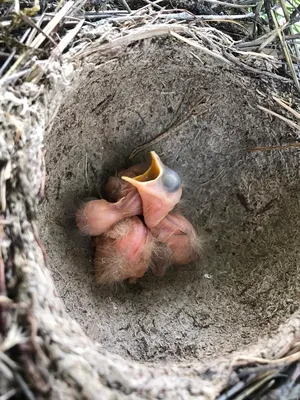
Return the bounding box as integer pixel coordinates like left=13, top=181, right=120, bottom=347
left=0, top=162, right=11, bottom=212
left=218, top=381, right=246, bottom=400
left=141, top=0, right=163, bottom=10
left=15, top=0, right=20, bottom=13
left=285, top=34, right=300, bottom=40
left=0, top=28, right=31, bottom=77
left=95, top=11, right=256, bottom=23
left=51, top=18, right=84, bottom=57
left=291, top=363, right=300, bottom=383
left=233, top=47, right=278, bottom=61
left=224, top=52, right=293, bottom=83
left=203, top=0, right=257, bottom=8
left=273, top=96, right=300, bottom=120
left=234, top=350, right=300, bottom=366
left=252, top=0, right=263, bottom=37
left=248, top=142, right=300, bottom=152
left=0, top=389, right=18, bottom=400
left=0, top=353, right=35, bottom=400
left=81, top=13, right=132, bottom=21
left=271, top=9, right=300, bottom=93
left=14, top=373, right=36, bottom=400
left=161, top=11, right=256, bottom=21
left=233, top=370, right=279, bottom=400
left=280, top=0, right=300, bottom=59
left=0, top=68, right=32, bottom=85
left=0, top=353, right=18, bottom=370
left=257, top=104, right=300, bottom=131
left=75, top=23, right=187, bottom=59
left=85, top=10, right=128, bottom=15
left=17, top=11, right=57, bottom=46
left=0, top=14, right=95, bottom=28
left=0, top=50, right=16, bottom=78
left=258, top=21, right=288, bottom=52
left=275, top=335, right=300, bottom=359
left=131, top=0, right=164, bottom=15
left=236, top=32, right=270, bottom=48
left=29, top=0, right=74, bottom=49
left=0, top=249, right=7, bottom=335
left=25, top=12, right=46, bottom=46
left=171, top=31, right=230, bottom=65
left=279, top=0, right=290, bottom=22
left=120, top=0, right=131, bottom=13
left=264, top=0, right=273, bottom=29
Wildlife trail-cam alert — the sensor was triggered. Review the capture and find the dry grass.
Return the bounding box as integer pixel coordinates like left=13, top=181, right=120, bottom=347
left=218, top=337, right=300, bottom=399
left=0, top=0, right=300, bottom=89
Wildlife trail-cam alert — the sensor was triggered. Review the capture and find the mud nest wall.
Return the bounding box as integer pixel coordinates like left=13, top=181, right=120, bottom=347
left=2, top=31, right=300, bottom=400
left=41, top=38, right=300, bottom=361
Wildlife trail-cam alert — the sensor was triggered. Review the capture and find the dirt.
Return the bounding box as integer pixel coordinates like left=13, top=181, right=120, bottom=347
left=38, top=39, right=300, bottom=364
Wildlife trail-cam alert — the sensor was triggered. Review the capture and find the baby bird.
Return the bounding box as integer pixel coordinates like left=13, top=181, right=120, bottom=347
left=93, top=216, right=155, bottom=284
left=76, top=152, right=201, bottom=284
left=122, top=152, right=182, bottom=228
left=150, top=212, right=203, bottom=277
left=76, top=190, right=142, bottom=236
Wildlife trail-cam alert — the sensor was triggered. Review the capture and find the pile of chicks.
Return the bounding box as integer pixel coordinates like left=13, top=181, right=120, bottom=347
left=76, top=151, right=202, bottom=284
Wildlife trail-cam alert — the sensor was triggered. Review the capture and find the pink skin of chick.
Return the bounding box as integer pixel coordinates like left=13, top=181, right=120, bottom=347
left=93, top=216, right=155, bottom=284
left=150, top=212, right=203, bottom=277
left=76, top=190, right=142, bottom=236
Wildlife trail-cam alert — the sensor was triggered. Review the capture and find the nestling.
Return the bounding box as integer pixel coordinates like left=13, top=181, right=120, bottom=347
left=122, top=151, right=183, bottom=228
left=76, top=151, right=202, bottom=284
left=76, top=190, right=142, bottom=236
left=150, top=212, right=203, bottom=277
left=93, top=216, right=155, bottom=284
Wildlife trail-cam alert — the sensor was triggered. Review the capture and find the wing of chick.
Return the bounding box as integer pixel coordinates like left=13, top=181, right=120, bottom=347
left=93, top=216, right=155, bottom=284
left=76, top=191, right=142, bottom=236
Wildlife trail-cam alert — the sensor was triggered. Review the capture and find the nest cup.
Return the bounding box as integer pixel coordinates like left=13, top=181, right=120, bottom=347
left=42, top=39, right=300, bottom=362
left=3, top=26, right=300, bottom=399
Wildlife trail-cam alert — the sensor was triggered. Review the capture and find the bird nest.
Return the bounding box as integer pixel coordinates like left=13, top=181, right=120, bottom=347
left=2, top=3, right=300, bottom=399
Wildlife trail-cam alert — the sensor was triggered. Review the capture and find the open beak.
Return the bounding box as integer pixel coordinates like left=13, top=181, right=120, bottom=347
left=121, top=151, right=182, bottom=228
